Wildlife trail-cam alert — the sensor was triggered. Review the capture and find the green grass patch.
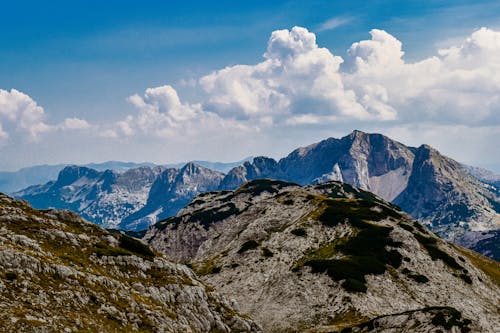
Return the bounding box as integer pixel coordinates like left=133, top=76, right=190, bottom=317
left=408, top=274, right=429, bottom=283
left=317, top=199, right=401, bottom=228
left=399, top=223, right=414, bottom=232
left=414, top=234, right=474, bottom=284
left=431, top=307, right=471, bottom=331
left=188, top=203, right=241, bottom=229
left=155, top=203, right=241, bottom=231
left=5, top=271, right=17, bottom=281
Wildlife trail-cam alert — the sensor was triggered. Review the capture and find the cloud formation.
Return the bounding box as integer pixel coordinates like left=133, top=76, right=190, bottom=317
left=343, top=27, right=500, bottom=125
left=108, top=85, right=249, bottom=139
left=199, top=26, right=372, bottom=126
left=2, top=26, right=500, bottom=170
left=0, top=88, right=90, bottom=145
left=317, top=16, right=353, bottom=32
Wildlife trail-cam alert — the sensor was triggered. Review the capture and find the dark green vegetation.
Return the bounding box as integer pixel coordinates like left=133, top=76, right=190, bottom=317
left=262, top=247, right=274, bottom=257
left=290, top=228, right=307, bottom=237
left=118, top=235, right=155, bottom=259
left=235, top=179, right=298, bottom=196
left=188, top=203, right=240, bottom=229
left=314, top=182, right=402, bottom=211
left=401, top=268, right=429, bottom=283
left=93, top=235, right=155, bottom=260
left=317, top=199, right=401, bottom=228
left=238, top=240, right=259, bottom=254
left=155, top=203, right=241, bottom=230
left=295, top=198, right=403, bottom=293
left=414, top=233, right=472, bottom=284
left=336, top=307, right=471, bottom=333
left=408, top=274, right=429, bottom=283
left=431, top=307, right=472, bottom=332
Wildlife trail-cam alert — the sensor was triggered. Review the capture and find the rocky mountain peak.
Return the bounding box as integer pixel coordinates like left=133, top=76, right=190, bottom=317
left=55, top=165, right=100, bottom=187
left=179, top=161, right=203, bottom=175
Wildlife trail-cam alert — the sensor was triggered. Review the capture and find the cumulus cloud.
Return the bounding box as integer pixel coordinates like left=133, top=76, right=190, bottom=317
left=108, top=85, right=250, bottom=139
left=0, top=88, right=92, bottom=143
left=199, top=26, right=373, bottom=125
left=0, top=88, right=52, bottom=140
left=59, top=117, right=91, bottom=130
left=112, top=26, right=500, bottom=152
left=343, top=27, right=500, bottom=125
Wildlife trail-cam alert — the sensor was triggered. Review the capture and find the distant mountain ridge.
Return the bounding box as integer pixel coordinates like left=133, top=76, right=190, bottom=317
left=0, top=161, right=156, bottom=193
left=14, top=165, right=166, bottom=229
left=13, top=131, right=500, bottom=259
left=0, top=158, right=252, bottom=193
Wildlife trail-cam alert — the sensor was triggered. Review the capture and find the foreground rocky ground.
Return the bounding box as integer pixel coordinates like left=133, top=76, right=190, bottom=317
left=0, top=193, right=260, bottom=332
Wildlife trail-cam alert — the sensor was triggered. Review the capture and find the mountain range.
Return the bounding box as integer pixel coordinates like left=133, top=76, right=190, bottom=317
left=0, top=158, right=252, bottom=193
left=12, top=130, right=500, bottom=260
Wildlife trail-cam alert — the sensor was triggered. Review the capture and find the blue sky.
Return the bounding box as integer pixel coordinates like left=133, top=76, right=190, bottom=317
left=1, top=1, right=500, bottom=171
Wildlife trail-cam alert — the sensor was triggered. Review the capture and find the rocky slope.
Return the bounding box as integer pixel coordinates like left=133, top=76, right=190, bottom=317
left=463, top=165, right=500, bottom=189
left=14, top=165, right=165, bottom=229
left=144, top=180, right=500, bottom=332
left=0, top=193, right=259, bottom=332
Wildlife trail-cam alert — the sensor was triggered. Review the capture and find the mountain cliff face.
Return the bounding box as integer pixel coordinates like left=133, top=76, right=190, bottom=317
left=279, top=131, right=415, bottom=201
left=144, top=180, right=500, bottom=332
left=220, top=157, right=281, bottom=190
left=14, top=166, right=165, bottom=229
left=394, top=145, right=499, bottom=240
left=0, top=193, right=260, bottom=332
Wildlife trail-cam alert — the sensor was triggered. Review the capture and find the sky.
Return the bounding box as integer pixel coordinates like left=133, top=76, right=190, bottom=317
left=1, top=0, right=500, bottom=172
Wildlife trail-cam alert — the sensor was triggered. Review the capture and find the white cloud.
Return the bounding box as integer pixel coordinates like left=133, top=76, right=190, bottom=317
left=0, top=88, right=93, bottom=143
left=0, top=88, right=52, bottom=140
left=199, top=26, right=372, bottom=124
left=344, top=27, right=500, bottom=125
left=60, top=117, right=91, bottom=130
left=111, top=85, right=251, bottom=140
left=317, top=16, right=353, bottom=32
